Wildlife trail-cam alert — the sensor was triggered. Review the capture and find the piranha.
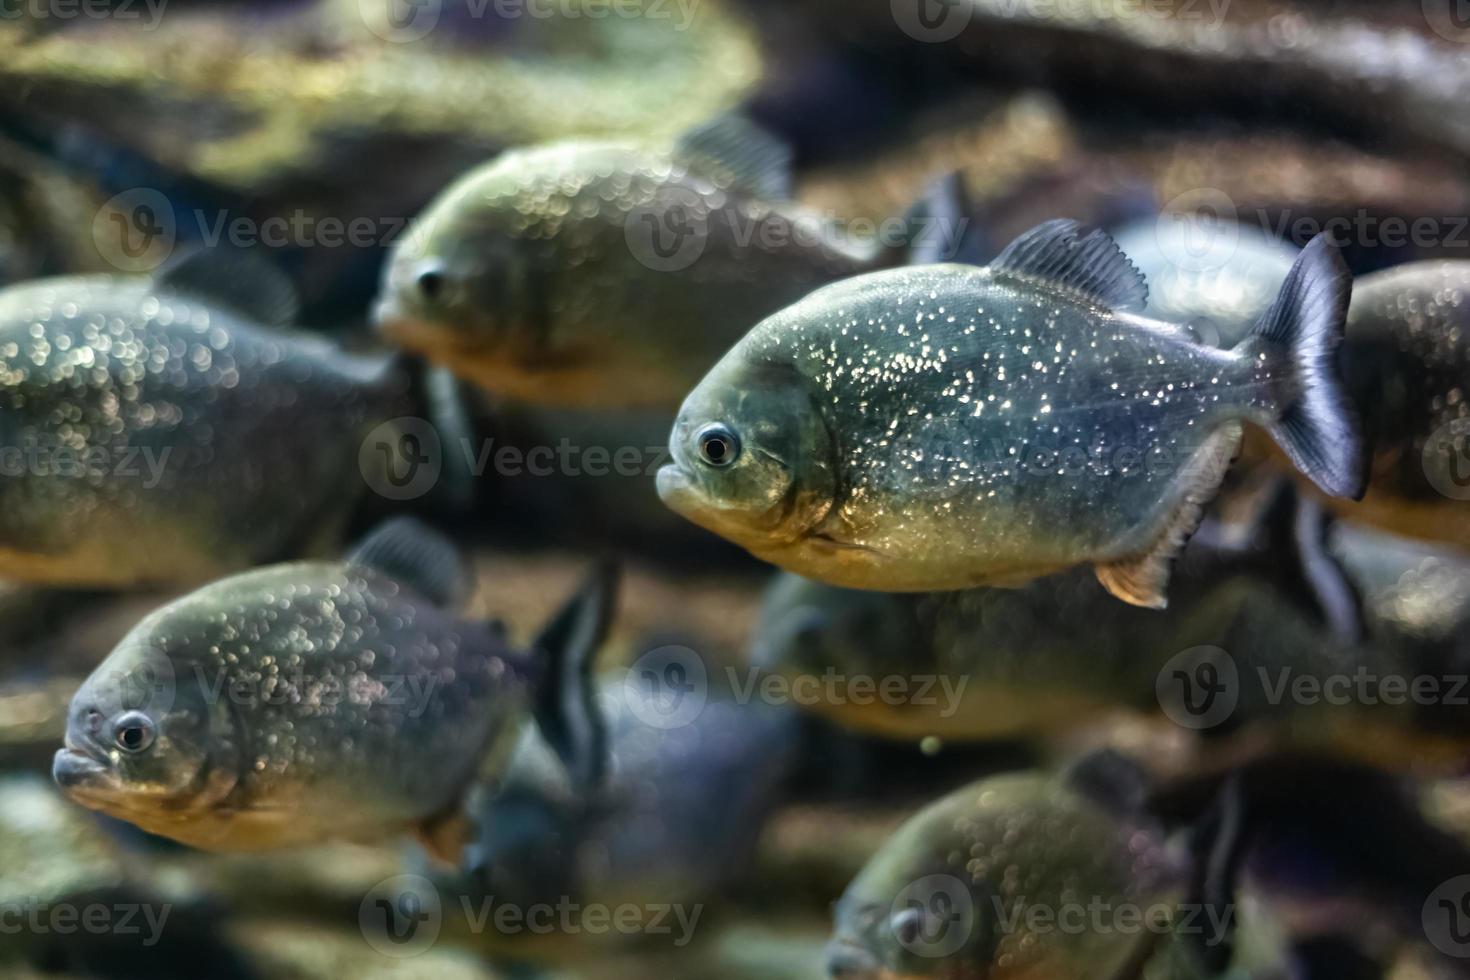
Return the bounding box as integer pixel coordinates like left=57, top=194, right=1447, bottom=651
left=1314, top=261, right=1470, bottom=550
left=374, top=115, right=969, bottom=408
left=659, top=220, right=1365, bottom=607
left=826, top=753, right=1252, bottom=980
left=755, top=477, right=1470, bottom=775
left=748, top=479, right=1365, bottom=744
left=52, top=518, right=616, bottom=858
left=0, top=249, right=470, bottom=589
left=429, top=671, right=799, bottom=965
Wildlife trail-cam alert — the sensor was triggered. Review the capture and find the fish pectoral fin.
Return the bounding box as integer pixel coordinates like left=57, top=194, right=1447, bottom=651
left=991, top=219, right=1149, bottom=312
left=1096, top=423, right=1245, bottom=609
left=805, top=531, right=876, bottom=554
left=414, top=803, right=473, bottom=866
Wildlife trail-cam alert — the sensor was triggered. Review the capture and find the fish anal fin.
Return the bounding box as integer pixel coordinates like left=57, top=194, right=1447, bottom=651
left=1095, top=554, right=1170, bottom=609
left=1096, top=423, right=1244, bottom=609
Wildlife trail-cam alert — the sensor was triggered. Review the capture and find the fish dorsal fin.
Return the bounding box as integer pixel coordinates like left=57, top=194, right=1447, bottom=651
left=991, top=219, right=1149, bottom=312
left=1096, top=422, right=1243, bottom=608
left=155, top=248, right=299, bottom=327
left=674, top=114, right=793, bottom=201
left=1064, top=749, right=1152, bottom=817
left=897, top=171, right=984, bottom=266
left=347, top=517, right=471, bottom=609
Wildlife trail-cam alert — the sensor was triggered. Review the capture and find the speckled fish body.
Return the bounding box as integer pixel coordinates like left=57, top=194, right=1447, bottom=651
left=54, top=565, right=514, bottom=850
left=376, top=118, right=961, bottom=408
left=51, top=520, right=615, bottom=854
left=0, top=269, right=411, bottom=588
left=826, top=764, right=1221, bottom=980
left=660, top=222, right=1362, bottom=606
left=1320, top=261, right=1470, bottom=547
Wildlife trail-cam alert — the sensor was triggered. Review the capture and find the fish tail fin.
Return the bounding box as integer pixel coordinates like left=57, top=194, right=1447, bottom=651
left=1239, top=233, right=1365, bottom=500
left=528, top=560, right=619, bottom=796
left=896, top=172, right=987, bottom=266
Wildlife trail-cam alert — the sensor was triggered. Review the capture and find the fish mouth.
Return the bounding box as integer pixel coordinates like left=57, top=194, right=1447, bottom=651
left=371, top=295, right=405, bottom=334
left=824, top=937, right=885, bottom=979
left=52, top=746, right=115, bottom=796
left=655, top=463, right=697, bottom=512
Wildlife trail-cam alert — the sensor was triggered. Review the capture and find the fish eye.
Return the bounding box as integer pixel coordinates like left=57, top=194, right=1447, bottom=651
left=113, top=711, right=156, bottom=754
left=416, top=267, right=446, bottom=302
left=696, top=424, right=740, bottom=468
left=890, top=907, right=923, bottom=947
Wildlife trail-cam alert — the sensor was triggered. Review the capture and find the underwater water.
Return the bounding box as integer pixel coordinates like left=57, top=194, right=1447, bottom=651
left=1, top=1, right=1470, bottom=978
